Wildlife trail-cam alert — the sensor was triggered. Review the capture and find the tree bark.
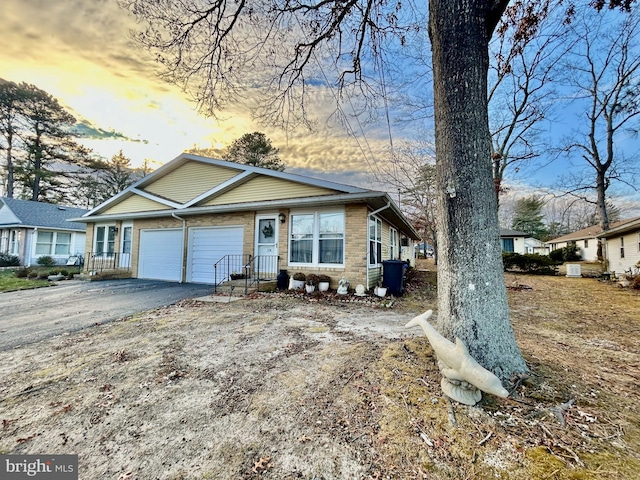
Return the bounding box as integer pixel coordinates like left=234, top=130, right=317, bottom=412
left=429, top=0, right=527, bottom=381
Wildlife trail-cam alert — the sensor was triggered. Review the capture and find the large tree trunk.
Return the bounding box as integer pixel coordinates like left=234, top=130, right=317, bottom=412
left=429, top=0, right=527, bottom=381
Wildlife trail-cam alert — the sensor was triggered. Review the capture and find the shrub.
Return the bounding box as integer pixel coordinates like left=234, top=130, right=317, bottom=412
left=27, top=271, right=39, bottom=279
left=502, top=252, right=559, bottom=275
left=318, top=274, right=330, bottom=283
left=549, top=244, right=581, bottom=262
left=306, top=274, right=319, bottom=286
left=15, top=267, right=32, bottom=278
left=293, top=272, right=306, bottom=281
left=37, top=256, right=56, bottom=267
left=629, top=276, right=640, bottom=290
left=0, top=253, right=20, bottom=267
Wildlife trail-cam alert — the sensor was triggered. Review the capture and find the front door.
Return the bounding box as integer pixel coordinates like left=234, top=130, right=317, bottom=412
left=255, top=215, right=279, bottom=278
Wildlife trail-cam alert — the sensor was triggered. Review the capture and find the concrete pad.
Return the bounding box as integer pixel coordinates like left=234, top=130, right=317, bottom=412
left=195, top=295, right=244, bottom=303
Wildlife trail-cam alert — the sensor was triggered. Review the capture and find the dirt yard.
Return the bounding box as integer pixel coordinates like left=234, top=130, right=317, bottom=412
left=1, top=271, right=639, bottom=479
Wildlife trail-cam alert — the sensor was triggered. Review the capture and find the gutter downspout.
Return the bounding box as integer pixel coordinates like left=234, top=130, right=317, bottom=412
left=367, top=201, right=391, bottom=289
left=172, top=213, right=186, bottom=283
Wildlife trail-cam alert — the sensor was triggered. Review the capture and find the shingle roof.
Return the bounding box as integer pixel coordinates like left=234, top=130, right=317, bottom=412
left=0, top=198, right=88, bottom=231
left=500, top=228, right=529, bottom=237
left=547, top=217, right=640, bottom=243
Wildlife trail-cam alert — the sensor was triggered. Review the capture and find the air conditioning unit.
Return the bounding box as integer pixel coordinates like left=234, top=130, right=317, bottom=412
left=566, top=264, right=581, bottom=278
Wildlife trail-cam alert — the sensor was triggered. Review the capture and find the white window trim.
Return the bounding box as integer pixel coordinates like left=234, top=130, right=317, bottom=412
left=390, top=227, right=398, bottom=260
left=369, top=215, right=382, bottom=267
left=35, top=230, right=72, bottom=257
left=288, top=209, right=345, bottom=267
left=94, top=224, right=117, bottom=256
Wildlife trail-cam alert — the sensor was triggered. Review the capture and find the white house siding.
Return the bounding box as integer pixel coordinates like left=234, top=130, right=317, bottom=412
left=548, top=239, right=598, bottom=261
left=26, top=231, right=86, bottom=266
left=603, top=231, right=640, bottom=274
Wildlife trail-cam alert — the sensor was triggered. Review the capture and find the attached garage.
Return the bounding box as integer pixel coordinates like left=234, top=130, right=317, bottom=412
left=187, top=226, right=244, bottom=284
left=138, top=229, right=184, bottom=282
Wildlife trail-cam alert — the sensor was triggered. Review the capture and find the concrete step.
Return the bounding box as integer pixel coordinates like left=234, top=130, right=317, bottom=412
left=214, top=279, right=277, bottom=295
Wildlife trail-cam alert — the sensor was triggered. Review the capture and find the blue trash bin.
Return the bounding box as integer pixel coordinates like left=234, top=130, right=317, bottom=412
left=382, top=260, right=406, bottom=296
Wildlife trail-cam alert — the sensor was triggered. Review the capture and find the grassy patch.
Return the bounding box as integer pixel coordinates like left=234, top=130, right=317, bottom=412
left=0, top=270, right=49, bottom=292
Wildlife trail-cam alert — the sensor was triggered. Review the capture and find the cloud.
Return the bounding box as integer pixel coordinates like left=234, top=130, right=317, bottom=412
left=73, top=121, right=148, bottom=144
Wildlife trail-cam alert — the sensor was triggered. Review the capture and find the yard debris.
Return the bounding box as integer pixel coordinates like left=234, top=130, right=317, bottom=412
left=251, top=456, right=272, bottom=474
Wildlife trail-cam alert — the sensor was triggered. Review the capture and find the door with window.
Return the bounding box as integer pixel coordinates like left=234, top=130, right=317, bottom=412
left=119, top=224, right=133, bottom=268
left=255, top=216, right=278, bottom=277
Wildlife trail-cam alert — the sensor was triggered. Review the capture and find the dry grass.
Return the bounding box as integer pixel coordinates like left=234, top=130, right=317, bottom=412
left=0, top=271, right=638, bottom=479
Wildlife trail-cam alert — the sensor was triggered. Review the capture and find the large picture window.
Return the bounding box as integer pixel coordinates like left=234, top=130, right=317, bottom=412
left=289, top=211, right=344, bottom=265
left=369, top=216, right=382, bottom=265
left=36, top=231, right=72, bottom=256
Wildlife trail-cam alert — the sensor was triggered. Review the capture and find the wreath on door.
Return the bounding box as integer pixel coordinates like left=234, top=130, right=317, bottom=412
left=262, top=221, right=274, bottom=238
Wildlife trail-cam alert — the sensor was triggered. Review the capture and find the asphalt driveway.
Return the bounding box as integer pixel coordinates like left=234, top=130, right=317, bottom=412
left=0, top=279, right=215, bottom=351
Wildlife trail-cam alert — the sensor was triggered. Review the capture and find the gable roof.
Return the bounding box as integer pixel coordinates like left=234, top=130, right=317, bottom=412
left=0, top=198, right=88, bottom=231
left=73, top=153, right=421, bottom=239
left=596, top=216, right=640, bottom=239
left=547, top=217, right=640, bottom=243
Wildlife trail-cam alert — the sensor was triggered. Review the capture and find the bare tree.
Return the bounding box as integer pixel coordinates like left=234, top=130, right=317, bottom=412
left=378, top=140, right=438, bottom=263
left=124, top=0, right=529, bottom=379
left=488, top=0, right=573, bottom=203
left=559, top=7, right=640, bottom=230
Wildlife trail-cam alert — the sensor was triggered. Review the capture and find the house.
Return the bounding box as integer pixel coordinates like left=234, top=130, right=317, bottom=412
left=596, top=217, right=640, bottom=275
left=546, top=217, right=640, bottom=262
left=71, top=153, right=421, bottom=289
left=0, top=197, right=88, bottom=266
left=500, top=229, right=529, bottom=254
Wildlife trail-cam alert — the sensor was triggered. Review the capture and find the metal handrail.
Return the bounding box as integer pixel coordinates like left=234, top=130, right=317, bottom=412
left=213, top=254, right=279, bottom=294
left=84, top=251, right=131, bottom=272
left=213, top=254, right=251, bottom=293
left=244, top=255, right=279, bottom=293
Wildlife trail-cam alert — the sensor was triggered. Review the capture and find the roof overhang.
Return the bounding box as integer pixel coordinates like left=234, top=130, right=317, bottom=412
left=596, top=218, right=640, bottom=238
left=70, top=191, right=421, bottom=240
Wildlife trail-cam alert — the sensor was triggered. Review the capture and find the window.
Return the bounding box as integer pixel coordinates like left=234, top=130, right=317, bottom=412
left=95, top=225, right=117, bottom=255
left=620, top=237, right=625, bottom=259
left=122, top=227, right=132, bottom=254
left=637, top=233, right=640, bottom=253
left=289, top=211, right=344, bottom=265
left=501, top=238, right=514, bottom=253
left=10, top=231, right=18, bottom=254
left=369, top=216, right=382, bottom=265
left=584, top=239, right=589, bottom=248
left=389, top=228, right=398, bottom=260
left=36, top=231, right=54, bottom=255
left=35, top=231, right=72, bottom=256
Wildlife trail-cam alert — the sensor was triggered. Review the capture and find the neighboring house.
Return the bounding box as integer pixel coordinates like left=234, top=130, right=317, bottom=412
left=0, top=198, right=88, bottom=266
left=500, top=229, right=529, bottom=254
left=546, top=217, right=640, bottom=262
left=524, top=237, right=549, bottom=255
left=596, top=217, right=640, bottom=275
left=71, top=153, right=421, bottom=289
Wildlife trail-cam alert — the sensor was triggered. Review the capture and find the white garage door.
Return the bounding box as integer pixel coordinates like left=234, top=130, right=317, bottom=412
left=187, top=226, right=244, bottom=284
left=138, top=229, right=183, bottom=282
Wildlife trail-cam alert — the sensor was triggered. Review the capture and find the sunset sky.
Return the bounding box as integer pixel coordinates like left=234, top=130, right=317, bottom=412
left=0, top=0, right=400, bottom=186
left=1, top=0, right=638, bottom=210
